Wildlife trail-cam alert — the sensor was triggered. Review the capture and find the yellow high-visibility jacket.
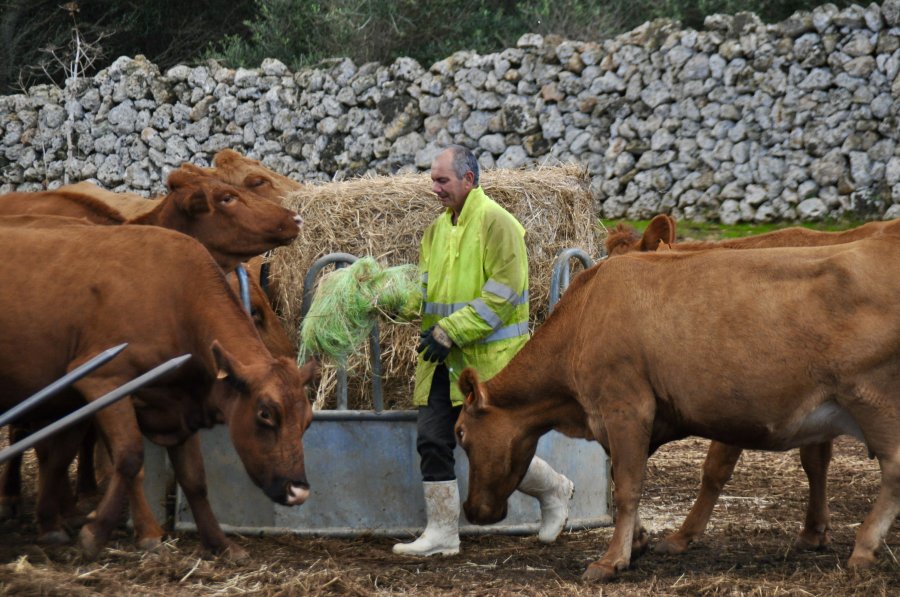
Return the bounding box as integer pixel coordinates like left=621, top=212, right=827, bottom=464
left=413, top=186, right=530, bottom=406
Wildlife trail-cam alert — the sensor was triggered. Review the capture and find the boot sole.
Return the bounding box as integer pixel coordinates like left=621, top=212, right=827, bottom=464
left=393, top=545, right=460, bottom=557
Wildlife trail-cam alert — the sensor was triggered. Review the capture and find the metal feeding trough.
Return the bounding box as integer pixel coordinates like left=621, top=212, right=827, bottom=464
left=142, top=250, right=612, bottom=537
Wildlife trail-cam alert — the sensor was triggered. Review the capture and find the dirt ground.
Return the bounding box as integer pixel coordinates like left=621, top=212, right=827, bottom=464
left=0, top=435, right=897, bottom=596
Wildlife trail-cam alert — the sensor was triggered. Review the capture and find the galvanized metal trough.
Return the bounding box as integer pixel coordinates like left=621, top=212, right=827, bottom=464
left=142, top=250, right=611, bottom=537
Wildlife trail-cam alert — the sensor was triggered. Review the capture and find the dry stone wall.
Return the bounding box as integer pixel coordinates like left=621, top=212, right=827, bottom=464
left=3, top=1, right=900, bottom=222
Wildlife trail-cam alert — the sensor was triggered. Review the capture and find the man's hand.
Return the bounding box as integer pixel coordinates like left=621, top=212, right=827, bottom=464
left=417, top=325, right=453, bottom=363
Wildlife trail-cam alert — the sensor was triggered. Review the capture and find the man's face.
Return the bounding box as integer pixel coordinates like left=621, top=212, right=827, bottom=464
left=431, top=150, right=474, bottom=216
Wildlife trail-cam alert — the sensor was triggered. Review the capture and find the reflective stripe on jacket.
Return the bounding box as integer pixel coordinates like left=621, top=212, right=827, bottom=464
left=414, top=186, right=530, bottom=406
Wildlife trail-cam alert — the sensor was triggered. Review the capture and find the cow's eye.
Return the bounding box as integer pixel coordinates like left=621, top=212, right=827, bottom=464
left=456, top=427, right=465, bottom=443
left=257, top=406, right=275, bottom=427
left=246, top=176, right=268, bottom=188
left=220, top=194, right=236, bottom=205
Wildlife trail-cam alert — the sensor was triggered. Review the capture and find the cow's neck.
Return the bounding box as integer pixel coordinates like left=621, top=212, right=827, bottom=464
left=483, top=270, right=600, bottom=438
left=182, top=272, right=273, bottom=392
left=485, top=326, right=585, bottom=436
left=127, top=201, right=170, bottom=228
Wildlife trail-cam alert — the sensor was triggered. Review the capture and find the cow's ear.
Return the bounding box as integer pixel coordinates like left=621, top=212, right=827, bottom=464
left=168, top=179, right=212, bottom=215
left=212, top=340, right=248, bottom=390
left=213, top=148, right=241, bottom=167
left=640, top=214, right=677, bottom=251
left=459, top=368, right=488, bottom=410
left=179, top=162, right=214, bottom=177
left=298, top=357, right=321, bottom=388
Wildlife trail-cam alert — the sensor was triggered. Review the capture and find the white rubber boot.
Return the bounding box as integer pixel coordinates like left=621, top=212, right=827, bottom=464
left=392, top=480, right=461, bottom=556
left=517, top=456, right=575, bottom=543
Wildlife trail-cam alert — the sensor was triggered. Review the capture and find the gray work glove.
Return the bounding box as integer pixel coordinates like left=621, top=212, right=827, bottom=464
left=417, top=325, right=453, bottom=363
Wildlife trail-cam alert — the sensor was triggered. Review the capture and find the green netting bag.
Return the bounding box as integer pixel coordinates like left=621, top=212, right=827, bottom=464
left=298, top=257, right=419, bottom=365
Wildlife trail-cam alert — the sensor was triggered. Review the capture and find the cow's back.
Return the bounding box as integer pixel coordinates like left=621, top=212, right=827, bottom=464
left=0, top=225, right=239, bottom=407
left=568, top=237, right=900, bottom=446
left=0, top=190, right=126, bottom=224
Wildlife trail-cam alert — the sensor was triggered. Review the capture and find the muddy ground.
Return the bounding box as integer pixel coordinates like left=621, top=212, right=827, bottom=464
left=0, top=435, right=897, bottom=596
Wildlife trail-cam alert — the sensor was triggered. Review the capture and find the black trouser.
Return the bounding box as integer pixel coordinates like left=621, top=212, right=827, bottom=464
left=416, top=364, right=462, bottom=482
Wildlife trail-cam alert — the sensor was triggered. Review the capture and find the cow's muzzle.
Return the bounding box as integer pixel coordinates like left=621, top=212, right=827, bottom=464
left=463, top=499, right=507, bottom=525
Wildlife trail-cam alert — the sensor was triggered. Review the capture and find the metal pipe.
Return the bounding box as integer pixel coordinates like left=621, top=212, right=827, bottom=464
left=0, top=353, right=192, bottom=465
left=0, top=343, right=128, bottom=428
left=235, top=264, right=251, bottom=314
left=549, top=248, right=594, bottom=312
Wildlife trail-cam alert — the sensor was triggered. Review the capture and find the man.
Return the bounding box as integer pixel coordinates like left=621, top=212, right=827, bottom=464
left=393, top=145, right=574, bottom=557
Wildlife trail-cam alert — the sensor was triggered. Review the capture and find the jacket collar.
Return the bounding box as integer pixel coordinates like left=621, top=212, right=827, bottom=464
left=444, top=186, right=487, bottom=226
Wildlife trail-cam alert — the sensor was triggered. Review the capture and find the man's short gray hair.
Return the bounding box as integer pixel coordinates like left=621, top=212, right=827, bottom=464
left=446, top=145, right=480, bottom=187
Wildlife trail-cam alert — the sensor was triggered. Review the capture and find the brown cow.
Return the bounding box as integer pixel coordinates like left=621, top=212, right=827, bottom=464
left=0, top=223, right=317, bottom=559
left=605, top=214, right=900, bottom=256
left=0, top=166, right=302, bottom=272
left=603, top=215, right=900, bottom=556
left=57, top=149, right=303, bottom=217
left=454, top=237, right=900, bottom=582
left=0, top=174, right=300, bottom=530
left=212, top=148, right=304, bottom=204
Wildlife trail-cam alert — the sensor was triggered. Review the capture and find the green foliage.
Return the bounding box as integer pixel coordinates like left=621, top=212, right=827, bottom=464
left=299, top=258, right=419, bottom=365
left=3, top=1, right=860, bottom=93
left=0, top=0, right=259, bottom=93
left=205, top=0, right=855, bottom=72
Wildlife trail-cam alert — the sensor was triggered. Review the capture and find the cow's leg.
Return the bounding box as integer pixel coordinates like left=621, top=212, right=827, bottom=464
left=582, top=392, right=653, bottom=583
left=33, top=424, right=85, bottom=543
left=850, top=452, right=900, bottom=569
left=632, top=513, right=650, bottom=556
left=655, top=441, right=743, bottom=555
left=127, top=465, right=165, bottom=550
left=610, top=464, right=650, bottom=557
left=796, top=441, right=833, bottom=550
left=0, top=425, right=27, bottom=519
left=74, top=387, right=144, bottom=560
left=76, top=423, right=99, bottom=498
left=167, top=433, right=248, bottom=561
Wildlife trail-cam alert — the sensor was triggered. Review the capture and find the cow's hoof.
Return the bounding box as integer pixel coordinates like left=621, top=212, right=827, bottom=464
left=848, top=553, right=875, bottom=570
left=38, top=530, right=71, bottom=545
left=632, top=527, right=650, bottom=557
left=137, top=536, right=163, bottom=552
left=582, top=562, right=617, bottom=583
left=654, top=534, right=690, bottom=555
left=77, top=525, right=102, bottom=561
left=217, top=541, right=249, bottom=563
left=796, top=528, right=831, bottom=551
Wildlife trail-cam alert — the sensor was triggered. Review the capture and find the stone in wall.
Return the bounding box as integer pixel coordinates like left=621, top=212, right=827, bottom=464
left=2, top=2, right=900, bottom=223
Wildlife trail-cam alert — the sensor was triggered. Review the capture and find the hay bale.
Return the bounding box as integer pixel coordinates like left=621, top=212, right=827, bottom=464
left=271, top=165, right=601, bottom=409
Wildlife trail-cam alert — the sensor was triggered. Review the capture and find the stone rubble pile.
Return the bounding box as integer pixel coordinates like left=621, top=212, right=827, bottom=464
left=3, top=1, right=900, bottom=222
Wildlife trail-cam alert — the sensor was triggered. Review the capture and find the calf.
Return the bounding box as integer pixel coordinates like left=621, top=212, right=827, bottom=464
left=0, top=224, right=317, bottom=559
left=455, top=237, right=900, bottom=581
left=603, top=215, right=900, bottom=555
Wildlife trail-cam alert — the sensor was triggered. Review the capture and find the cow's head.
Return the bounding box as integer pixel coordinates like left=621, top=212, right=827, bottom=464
left=164, top=167, right=302, bottom=271
left=604, top=214, right=677, bottom=256
left=212, top=149, right=304, bottom=205
left=455, top=368, right=538, bottom=526
left=211, top=341, right=318, bottom=506
left=225, top=270, right=296, bottom=360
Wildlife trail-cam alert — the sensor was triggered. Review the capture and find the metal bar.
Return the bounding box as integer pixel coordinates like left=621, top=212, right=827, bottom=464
left=0, top=353, right=192, bottom=465
left=0, top=343, right=128, bottom=428
left=235, top=264, right=251, bottom=314
left=549, top=248, right=594, bottom=312
left=312, top=409, right=416, bottom=422
left=369, top=321, right=384, bottom=413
